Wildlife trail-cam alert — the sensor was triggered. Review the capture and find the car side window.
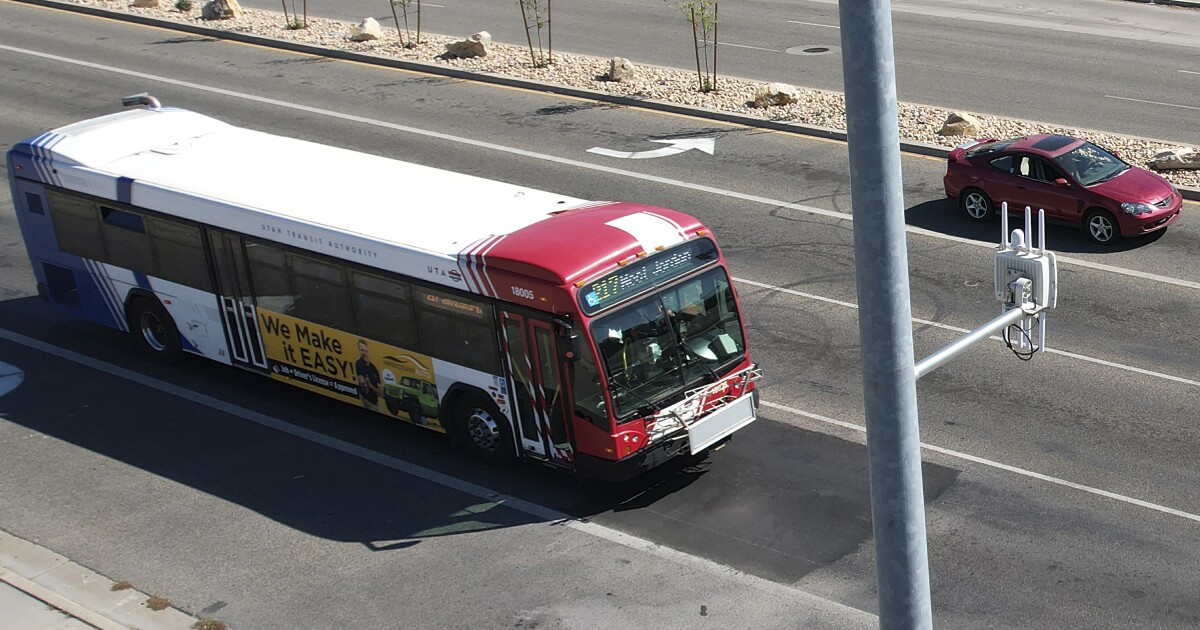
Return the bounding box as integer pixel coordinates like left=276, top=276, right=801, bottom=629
left=989, top=155, right=1014, bottom=173
left=1035, top=158, right=1064, bottom=183
left=1015, top=156, right=1035, bottom=179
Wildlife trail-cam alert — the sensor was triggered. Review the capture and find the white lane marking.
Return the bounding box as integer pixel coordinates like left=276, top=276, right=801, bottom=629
left=717, top=42, right=784, bottom=52
left=761, top=401, right=1200, bottom=524
left=735, top=277, right=1200, bottom=388
left=800, top=0, right=1200, bottom=48
left=787, top=20, right=840, bottom=29
left=1180, top=70, right=1200, bottom=75
left=3, top=42, right=1199, bottom=296
left=0, top=327, right=873, bottom=619
left=1104, top=95, right=1200, bottom=112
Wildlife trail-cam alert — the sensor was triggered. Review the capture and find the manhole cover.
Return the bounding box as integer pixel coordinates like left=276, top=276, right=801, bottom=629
left=785, top=45, right=839, bottom=56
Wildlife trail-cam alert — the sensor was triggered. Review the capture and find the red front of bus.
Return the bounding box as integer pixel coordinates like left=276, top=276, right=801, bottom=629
left=566, top=236, right=761, bottom=482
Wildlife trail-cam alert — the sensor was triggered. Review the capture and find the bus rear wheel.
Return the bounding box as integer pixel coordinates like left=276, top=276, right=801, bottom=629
left=457, top=395, right=515, bottom=466
left=129, top=297, right=182, bottom=363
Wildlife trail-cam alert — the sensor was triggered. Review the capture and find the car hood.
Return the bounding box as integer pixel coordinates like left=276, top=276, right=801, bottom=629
left=1090, top=167, right=1173, bottom=204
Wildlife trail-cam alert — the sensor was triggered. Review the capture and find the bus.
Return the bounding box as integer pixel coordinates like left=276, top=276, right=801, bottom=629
left=6, top=97, right=761, bottom=481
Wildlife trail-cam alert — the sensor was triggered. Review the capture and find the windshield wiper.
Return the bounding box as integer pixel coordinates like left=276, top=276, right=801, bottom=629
left=609, top=376, right=662, bottom=416
left=659, top=297, right=720, bottom=383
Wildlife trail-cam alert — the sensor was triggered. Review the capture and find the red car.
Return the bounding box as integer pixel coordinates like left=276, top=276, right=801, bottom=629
left=943, top=134, right=1181, bottom=244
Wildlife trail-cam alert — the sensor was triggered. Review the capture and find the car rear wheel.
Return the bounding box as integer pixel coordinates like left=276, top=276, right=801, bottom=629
left=960, top=188, right=994, bottom=222
left=1083, top=209, right=1120, bottom=245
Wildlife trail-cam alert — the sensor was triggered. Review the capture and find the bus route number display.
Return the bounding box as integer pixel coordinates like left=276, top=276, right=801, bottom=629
left=579, top=238, right=716, bottom=315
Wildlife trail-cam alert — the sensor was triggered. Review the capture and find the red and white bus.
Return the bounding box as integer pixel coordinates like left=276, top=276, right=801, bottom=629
left=7, top=98, right=760, bottom=481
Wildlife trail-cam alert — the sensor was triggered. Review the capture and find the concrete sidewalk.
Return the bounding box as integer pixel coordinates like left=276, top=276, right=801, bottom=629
left=0, top=529, right=200, bottom=630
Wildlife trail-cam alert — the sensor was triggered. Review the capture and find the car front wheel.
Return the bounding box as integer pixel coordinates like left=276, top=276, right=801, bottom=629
left=960, top=188, right=994, bottom=222
left=1084, top=209, right=1120, bottom=245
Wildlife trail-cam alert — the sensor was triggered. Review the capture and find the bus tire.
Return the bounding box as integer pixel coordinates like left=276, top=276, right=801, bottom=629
left=128, top=297, right=182, bottom=363
left=457, top=394, right=515, bottom=466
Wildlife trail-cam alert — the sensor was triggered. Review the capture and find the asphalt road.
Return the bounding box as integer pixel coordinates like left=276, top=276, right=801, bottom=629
left=2, top=2, right=1200, bottom=628
left=235, top=0, right=1200, bottom=146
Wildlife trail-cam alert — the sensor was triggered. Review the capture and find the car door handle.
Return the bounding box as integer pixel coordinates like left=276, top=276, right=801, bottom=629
left=1017, top=185, right=1027, bottom=190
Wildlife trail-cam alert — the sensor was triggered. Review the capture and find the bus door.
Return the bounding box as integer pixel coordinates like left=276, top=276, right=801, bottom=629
left=500, top=311, right=573, bottom=464
left=206, top=230, right=268, bottom=370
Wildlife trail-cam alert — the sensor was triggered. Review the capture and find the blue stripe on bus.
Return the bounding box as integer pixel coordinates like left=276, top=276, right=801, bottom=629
left=133, top=271, right=152, bottom=290
left=84, top=260, right=128, bottom=332
left=116, top=177, right=134, bottom=204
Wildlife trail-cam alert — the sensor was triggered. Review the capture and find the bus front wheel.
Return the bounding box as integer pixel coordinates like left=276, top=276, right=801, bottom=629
left=457, top=395, right=515, bottom=466
left=128, top=297, right=182, bottom=363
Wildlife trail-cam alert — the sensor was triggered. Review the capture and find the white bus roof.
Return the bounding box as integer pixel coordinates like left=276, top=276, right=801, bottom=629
left=43, top=108, right=586, bottom=259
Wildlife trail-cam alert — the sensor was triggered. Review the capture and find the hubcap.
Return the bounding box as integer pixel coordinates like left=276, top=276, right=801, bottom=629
left=1089, top=215, right=1114, bottom=242
left=467, top=408, right=500, bottom=451
left=964, top=193, right=989, bottom=219
left=139, top=311, right=167, bottom=352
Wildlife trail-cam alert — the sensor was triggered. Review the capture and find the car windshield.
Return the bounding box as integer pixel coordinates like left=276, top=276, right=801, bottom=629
left=1053, top=142, right=1129, bottom=186
left=589, top=267, right=745, bottom=420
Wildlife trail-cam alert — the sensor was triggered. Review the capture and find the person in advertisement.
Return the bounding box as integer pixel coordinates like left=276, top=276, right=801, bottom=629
left=355, top=338, right=383, bottom=410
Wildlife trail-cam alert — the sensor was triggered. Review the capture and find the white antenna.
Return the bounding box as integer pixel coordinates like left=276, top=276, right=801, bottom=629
left=1000, top=202, right=1009, bottom=249
left=1024, top=206, right=1033, bottom=254
left=1038, top=208, right=1046, bottom=255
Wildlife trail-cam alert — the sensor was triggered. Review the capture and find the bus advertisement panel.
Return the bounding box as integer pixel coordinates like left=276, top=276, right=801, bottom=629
left=256, top=307, right=445, bottom=432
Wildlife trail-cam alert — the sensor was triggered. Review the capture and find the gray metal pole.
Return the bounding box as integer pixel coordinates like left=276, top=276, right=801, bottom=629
left=835, top=0, right=933, bottom=628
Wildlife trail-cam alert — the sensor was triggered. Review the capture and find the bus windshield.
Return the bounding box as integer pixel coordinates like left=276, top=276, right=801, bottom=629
left=589, top=267, right=746, bottom=420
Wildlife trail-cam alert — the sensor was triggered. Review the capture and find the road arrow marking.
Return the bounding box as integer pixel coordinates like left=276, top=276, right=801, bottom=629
left=587, top=137, right=716, bottom=159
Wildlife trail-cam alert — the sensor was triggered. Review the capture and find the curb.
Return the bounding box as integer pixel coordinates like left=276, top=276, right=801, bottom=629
left=0, top=529, right=201, bottom=630
left=15, top=0, right=1200, bottom=202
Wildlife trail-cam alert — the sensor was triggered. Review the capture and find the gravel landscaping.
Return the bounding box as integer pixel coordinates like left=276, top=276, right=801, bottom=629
left=62, top=0, right=1200, bottom=189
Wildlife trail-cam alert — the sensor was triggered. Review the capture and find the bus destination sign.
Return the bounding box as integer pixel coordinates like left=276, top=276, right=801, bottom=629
left=579, top=238, right=717, bottom=315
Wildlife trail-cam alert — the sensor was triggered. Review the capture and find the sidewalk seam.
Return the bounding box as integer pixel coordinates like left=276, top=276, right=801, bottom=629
left=1, top=568, right=122, bottom=630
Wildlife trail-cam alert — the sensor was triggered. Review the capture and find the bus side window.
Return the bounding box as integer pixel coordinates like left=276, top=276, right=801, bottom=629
left=99, top=207, right=155, bottom=273
left=286, top=252, right=354, bottom=331
left=46, top=190, right=107, bottom=261
left=244, top=240, right=295, bottom=315
left=350, top=271, right=417, bottom=350
left=147, top=217, right=211, bottom=291
left=414, top=288, right=499, bottom=374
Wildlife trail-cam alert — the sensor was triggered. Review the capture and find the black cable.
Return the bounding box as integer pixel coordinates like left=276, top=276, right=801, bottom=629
left=1002, top=320, right=1038, bottom=360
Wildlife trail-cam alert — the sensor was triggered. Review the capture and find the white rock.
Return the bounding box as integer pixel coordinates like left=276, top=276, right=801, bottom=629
left=940, top=112, right=981, bottom=137
left=349, top=17, right=383, bottom=41
left=201, top=0, right=242, bottom=20
left=1152, top=146, right=1200, bottom=171
left=443, top=31, right=492, bottom=59
left=753, top=82, right=801, bottom=108
left=608, top=57, right=637, bottom=82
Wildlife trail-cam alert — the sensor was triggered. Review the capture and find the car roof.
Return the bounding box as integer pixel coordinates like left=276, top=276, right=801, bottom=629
left=1004, top=134, right=1086, bottom=157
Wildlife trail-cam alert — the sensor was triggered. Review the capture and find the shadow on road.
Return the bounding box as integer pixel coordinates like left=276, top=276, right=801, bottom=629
left=906, top=198, right=1167, bottom=253
left=0, top=296, right=958, bottom=584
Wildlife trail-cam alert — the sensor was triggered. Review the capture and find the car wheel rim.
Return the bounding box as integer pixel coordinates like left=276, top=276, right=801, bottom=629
left=467, top=407, right=500, bottom=452
left=140, top=312, right=167, bottom=352
left=965, top=194, right=989, bottom=219
left=1089, top=216, right=1114, bottom=242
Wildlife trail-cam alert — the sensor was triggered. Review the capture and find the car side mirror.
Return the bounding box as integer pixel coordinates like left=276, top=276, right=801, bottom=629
left=1054, top=178, right=1071, bottom=189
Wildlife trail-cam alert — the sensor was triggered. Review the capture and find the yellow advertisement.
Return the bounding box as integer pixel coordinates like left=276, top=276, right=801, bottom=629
left=257, top=308, right=444, bottom=432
